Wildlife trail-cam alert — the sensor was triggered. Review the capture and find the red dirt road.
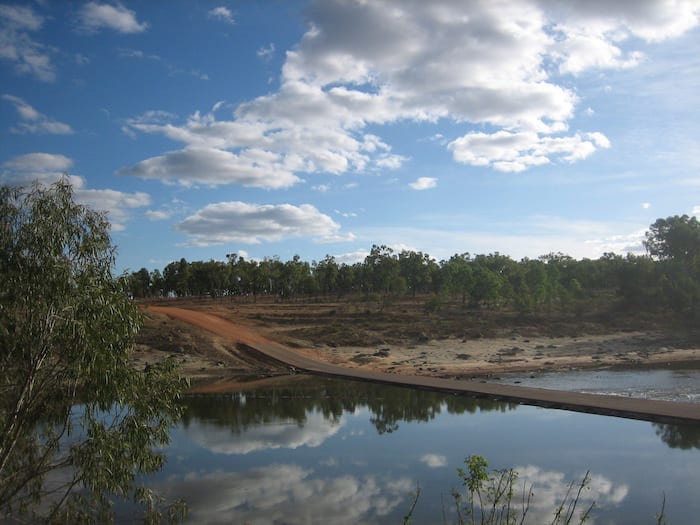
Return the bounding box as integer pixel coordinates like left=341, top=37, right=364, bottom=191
left=148, top=306, right=700, bottom=424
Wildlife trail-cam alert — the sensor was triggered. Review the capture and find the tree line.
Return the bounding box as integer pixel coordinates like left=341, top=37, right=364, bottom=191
left=129, top=215, right=700, bottom=318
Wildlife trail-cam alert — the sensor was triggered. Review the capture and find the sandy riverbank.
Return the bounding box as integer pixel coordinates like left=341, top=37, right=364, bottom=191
left=138, top=305, right=700, bottom=423
left=133, top=305, right=700, bottom=383
left=291, top=332, right=700, bottom=379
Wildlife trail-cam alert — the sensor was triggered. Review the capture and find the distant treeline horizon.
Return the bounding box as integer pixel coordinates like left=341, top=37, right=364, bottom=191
left=127, top=214, right=700, bottom=319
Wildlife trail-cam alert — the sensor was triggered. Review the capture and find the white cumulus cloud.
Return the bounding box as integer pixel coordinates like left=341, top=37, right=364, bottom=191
left=78, top=2, right=148, bottom=34
left=2, top=152, right=73, bottom=184
left=118, top=0, right=698, bottom=186
left=448, top=130, right=611, bottom=172
left=175, top=201, right=351, bottom=246
left=1, top=153, right=149, bottom=231
left=0, top=4, right=54, bottom=81
left=76, top=188, right=150, bottom=231
left=117, top=147, right=300, bottom=189
left=409, top=177, right=437, bottom=190
left=0, top=4, right=42, bottom=30
left=145, top=209, right=171, bottom=221
left=2, top=94, right=73, bottom=135
left=334, top=249, right=370, bottom=265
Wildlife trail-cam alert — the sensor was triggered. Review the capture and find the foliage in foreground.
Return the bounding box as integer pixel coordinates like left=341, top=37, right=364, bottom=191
left=0, top=181, right=186, bottom=523
left=405, top=455, right=667, bottom=525
left=452, top=455, right=593, bottom=525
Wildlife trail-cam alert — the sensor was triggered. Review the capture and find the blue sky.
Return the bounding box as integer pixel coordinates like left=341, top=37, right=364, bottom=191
left=1, top=1, right=699, bottom=272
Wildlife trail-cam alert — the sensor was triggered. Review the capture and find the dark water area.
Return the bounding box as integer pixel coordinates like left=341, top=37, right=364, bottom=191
left=490, top=368, right=700, bottom=403
left=147, top=377, right=700, bottom=524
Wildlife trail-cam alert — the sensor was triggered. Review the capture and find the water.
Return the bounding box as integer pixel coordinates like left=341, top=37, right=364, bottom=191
left=147, top=377, right=700, bottom=524
left=490, top=368, right=700, bottom=403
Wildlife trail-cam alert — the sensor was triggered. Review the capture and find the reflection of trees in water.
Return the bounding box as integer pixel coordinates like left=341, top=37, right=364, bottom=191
left=181, top=380, right=698, bottom=450
left=653, top=423, right=700, bottom=450
left=181, top=378, right=518, bottom=435
left=364, top=387, right=514, bottom=434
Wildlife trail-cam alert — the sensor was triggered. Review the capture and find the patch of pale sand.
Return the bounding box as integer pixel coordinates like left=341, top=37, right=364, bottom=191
left=293, top=332, right=700, bottom=378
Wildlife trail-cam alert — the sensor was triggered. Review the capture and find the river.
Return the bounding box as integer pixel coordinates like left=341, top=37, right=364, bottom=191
left=136, top=375, right=700, bottom=524
left=490, top=368, right=700, bottom=403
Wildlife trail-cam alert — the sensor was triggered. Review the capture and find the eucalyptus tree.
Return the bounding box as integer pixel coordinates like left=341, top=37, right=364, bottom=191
left=150, top=268, right=165, bottom=297
left=470, top=263, right=503, bottom=308
left=281, top=255, right=312, bottom=299
left=0, top=181, right=185, bottom=522
left=645, top=215, right=700, bottom=262
left=163, top=258, right=190, bottom=297
left=129, top=267, right=152, bottom=298
left=642, top=215, right=700, bottom=316
left=364, top=245, right=406, bottom=306
left=336, top=262, right=357, bottom=297
left=226, top=253, right=252, bottom=297
left=441, top=253, right=474, bottom=306
left=523, top=258, right=548, bottom=307
left=472, top=254, right=514, bottom=308
left=314, top=255, right=339, bottom=296
left=507, top=262, right=533, bottom=314
left=398, top=250, right=437, bottom=297
left=187, top=259, right=229, bottom=297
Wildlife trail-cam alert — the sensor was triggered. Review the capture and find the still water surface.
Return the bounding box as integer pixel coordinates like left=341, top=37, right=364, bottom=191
left=150, top=377, right=700, bottom=524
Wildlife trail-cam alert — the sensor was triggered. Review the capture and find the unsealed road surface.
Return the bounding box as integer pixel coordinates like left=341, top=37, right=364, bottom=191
left=148, top=306, right=700, bottom=424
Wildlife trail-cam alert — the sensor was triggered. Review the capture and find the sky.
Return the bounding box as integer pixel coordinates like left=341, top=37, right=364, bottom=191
left=1, top=0, right=699, bottom=272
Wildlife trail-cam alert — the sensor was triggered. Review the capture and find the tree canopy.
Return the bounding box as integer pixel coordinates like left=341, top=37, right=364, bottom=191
left=645, top=214, right=700, bottom=262
left=0, top=180, right=185, bottom=522
left=129, top=216, right=700, bottom=321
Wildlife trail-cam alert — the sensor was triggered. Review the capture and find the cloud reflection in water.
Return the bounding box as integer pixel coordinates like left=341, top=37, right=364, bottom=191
left=184, top=410, right=344, bottom=454
left=511, top=466, right=628, bottom=524
left=158, top=464, right=413, bottom=524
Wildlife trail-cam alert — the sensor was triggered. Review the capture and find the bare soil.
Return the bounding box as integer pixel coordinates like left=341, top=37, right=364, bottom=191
left=132, top=296, right=700, bottom=385
left=132, top=305, right=288, bottom=383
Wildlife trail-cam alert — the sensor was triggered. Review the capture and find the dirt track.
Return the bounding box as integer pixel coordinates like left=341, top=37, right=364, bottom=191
left=147, top=306, right=700, bottom=424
